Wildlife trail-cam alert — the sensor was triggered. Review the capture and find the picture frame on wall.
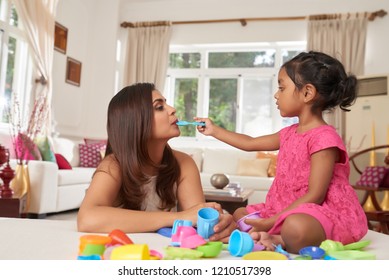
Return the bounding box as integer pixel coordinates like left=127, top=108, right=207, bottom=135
left=66, top=57, right=82, bottom=86
left=54, top=22, right=68, bottom=54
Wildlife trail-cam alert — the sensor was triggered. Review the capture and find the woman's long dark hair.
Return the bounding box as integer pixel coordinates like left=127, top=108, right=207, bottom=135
left=105, top=83, right=180, bottom=211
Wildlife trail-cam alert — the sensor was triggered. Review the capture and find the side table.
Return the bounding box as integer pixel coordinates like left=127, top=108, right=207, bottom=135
left=0, top=197, right=20, bottom=218
left=203, top=188, right=254, bottom=214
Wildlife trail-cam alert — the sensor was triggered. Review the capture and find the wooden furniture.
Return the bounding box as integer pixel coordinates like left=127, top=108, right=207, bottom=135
left=0, top=197, right=20, bottom=218
left=349, top=144, right=389, bottom=234
left=203, top=188, right=254, bottom=214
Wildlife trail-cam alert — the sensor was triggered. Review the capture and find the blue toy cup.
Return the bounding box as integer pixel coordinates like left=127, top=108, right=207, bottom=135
left=228, top=229, right=254, bottom=257
left=197, top=207, right=219, bottom=239
left=172, top=219, right=193, bottom=235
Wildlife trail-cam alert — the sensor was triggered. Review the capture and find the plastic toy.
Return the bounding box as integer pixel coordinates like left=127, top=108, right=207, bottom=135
left=164, top=247, right=204, bottom=259
left=228, top=229, right=265, bottom=257
left=196, top=241, right=223, bottom=258
left=176, top=121, right=205, bottom=126
left=299, top=246, right=325, bottom=259
left=109, top=229, right=134, bottom=245
left=110, top=244, right=150, bottom=260
left=237, top=211, right=261, bottom=232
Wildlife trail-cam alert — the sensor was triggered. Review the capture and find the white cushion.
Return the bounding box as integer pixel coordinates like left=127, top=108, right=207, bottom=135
left=51, top=137, right=80, bottom=167
left=236, top=158, right=271, bottom=177
left=202, top=148, right=256, bottom=175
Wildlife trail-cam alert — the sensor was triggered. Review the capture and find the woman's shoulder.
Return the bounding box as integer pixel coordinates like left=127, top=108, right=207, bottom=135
left=95, top=154, right=121, bottom=178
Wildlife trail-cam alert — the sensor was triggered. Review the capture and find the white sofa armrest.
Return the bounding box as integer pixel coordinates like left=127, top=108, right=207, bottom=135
left=10, top=160, right=58, bottom=214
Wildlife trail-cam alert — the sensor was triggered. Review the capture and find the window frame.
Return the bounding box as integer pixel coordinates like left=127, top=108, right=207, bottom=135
left=166, top=43, right=305, bottom=147
left=0, top=0, right=33, bottom=129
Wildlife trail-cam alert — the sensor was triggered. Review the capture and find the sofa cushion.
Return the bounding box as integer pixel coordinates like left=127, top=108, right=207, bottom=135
left=236, top=158, right=270, bottom=177
left=14, top=133, right=42, bottom=161
left=55, top=153, right=72, bottom=170
left=257, top=151, right=277, bottom=177
left=57, top=167, right=95, bottom=185
left=202, top=148, right=256, bottom=175
left=51, top=137, right=80, bottom=167
left=79, top=143, right=106, bottom=168
left=35, top=136, right=57, bottom=163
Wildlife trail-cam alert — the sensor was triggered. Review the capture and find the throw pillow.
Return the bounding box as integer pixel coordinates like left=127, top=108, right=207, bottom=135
left=236, top=158, right=271, bottom=177
left=13, top=133, right=42, bottom=161
left=256, top=151, right=278, bottom=177
left=34, top=136, right=57, bottom=163
left=355, top=166, right=389, bottom=188
left=55, top=153, right=73, bottom=170
left=79, top=143, right=106, bottom=168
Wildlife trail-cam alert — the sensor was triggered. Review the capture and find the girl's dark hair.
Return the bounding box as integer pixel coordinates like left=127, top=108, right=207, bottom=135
left=105, top=82, right=180, bottom=211
left=282, top=51, right=357, bottom=112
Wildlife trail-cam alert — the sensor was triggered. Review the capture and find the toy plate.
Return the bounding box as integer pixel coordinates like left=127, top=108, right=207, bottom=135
left=242, top=251, right=288, bottom=260
left=343, top=240, right=371, bottom=250
left=327, top=250, right=376, bottom=260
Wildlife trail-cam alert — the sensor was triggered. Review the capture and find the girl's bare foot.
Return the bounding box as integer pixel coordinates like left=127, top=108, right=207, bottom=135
left=250, top=231, right=284, bottom=251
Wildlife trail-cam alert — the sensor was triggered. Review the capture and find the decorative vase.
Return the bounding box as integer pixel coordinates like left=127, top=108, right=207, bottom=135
left=210, top=173, right=230, bottom=189
left=10, top=163, right=31, bottom=214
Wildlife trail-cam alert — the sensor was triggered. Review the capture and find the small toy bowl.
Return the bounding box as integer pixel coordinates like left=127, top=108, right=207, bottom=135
left=181, top=234, right=207, bottom=249
left=237, top=211, right=261, bottom=232
left=299, top=246, right=325, bottom=259
left=196, top=241, right=223, bottom=258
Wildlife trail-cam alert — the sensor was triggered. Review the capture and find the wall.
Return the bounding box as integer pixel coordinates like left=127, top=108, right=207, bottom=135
left=52, top=0, right=389, bottom=145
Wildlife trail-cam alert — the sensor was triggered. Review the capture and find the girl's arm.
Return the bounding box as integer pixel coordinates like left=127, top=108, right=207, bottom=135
left=194, top=117, right=280, bottom=152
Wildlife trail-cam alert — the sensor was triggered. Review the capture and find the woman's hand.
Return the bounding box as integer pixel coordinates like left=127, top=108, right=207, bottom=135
left=210, top=212, right=237, bottom=243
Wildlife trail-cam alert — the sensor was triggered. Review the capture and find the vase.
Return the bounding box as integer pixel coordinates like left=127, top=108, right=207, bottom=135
left=210, top=173, right=230, bottom=189
left=10, top=163, right=31, bottom=214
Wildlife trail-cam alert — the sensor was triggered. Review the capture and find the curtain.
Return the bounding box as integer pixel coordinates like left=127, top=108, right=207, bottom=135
left=12, top=0, right=59, bottom=136
left=124, top=21, right=172, bottom=91
left=307, top=13, right=368, bottom=139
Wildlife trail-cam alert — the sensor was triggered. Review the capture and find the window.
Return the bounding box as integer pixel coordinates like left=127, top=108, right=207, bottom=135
left=0, top=0, right=33, bottom=125
left=165, top=43, right=304, bottom=143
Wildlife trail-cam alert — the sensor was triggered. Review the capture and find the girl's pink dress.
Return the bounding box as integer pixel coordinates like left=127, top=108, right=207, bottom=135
left=246, top=124, right=368, bottom=244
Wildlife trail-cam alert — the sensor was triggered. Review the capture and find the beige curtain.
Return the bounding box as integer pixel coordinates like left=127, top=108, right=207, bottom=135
left=307, top=13, right=368, bottom=139
left=124, top=21, right=172, bottom=91
left=12, top=0, right=58, bottom=136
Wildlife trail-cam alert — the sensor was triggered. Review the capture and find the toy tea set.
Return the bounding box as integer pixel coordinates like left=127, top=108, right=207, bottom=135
left=77, top=208, right=375, bottom=260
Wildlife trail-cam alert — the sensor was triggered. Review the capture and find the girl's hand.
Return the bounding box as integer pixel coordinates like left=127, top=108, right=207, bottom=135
left=245, top=217, right=275, bottom=233
left=193, top=117, right=216, bottom=136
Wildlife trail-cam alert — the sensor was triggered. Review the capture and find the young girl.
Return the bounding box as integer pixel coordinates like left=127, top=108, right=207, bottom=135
left=77, top=83, right=235, bottom=242
left=195, top=51, right=368, bottom=253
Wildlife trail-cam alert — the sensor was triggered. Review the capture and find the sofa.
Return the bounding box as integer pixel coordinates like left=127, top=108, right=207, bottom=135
left=173, top=146, right=275, bottom=205
left=0, top=129, right=96, bottom=218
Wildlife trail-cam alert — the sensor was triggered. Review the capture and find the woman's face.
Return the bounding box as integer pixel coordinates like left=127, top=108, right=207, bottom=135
left=151, top=90, right=180, bottom=140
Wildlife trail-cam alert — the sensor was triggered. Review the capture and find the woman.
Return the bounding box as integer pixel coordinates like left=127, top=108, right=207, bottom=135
left=77, top=83, right=235, bottom=242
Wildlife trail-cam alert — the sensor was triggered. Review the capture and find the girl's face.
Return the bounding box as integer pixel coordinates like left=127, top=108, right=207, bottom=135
left=151, top=90, right=180, bottom=140
left=274, top=67, right=304, bottom=117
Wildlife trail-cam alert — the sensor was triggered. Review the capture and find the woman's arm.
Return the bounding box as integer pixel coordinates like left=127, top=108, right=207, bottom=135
left=77, top=153, right=219, bottom=233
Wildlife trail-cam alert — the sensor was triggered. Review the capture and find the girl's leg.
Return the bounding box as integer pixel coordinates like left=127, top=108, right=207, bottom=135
left=280, top=213, right=326, bottom=254
left=232, top=207, right=248, bottom=221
